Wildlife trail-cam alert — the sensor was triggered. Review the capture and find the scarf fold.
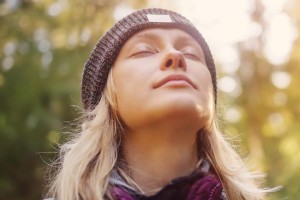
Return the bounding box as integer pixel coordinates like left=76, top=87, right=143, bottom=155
left=109, top=160, right=227, bottom=200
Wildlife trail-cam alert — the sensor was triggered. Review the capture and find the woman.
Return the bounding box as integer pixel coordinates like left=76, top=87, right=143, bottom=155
left=46, top=8, right=271, bottom=200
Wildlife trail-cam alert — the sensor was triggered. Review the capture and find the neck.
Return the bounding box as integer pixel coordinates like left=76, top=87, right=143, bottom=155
left=122, top=121, right=200, bottom=195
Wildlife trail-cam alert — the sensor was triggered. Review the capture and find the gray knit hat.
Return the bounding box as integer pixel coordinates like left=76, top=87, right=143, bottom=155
left=82, top=8, right=217, bottom=111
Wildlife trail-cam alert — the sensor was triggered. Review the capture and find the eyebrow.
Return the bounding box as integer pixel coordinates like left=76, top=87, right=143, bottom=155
left=129, top=30, right=205, bottom=58
left=135, top=32, right=162, bottom=42
left=136, top=31, right=200, bottom=47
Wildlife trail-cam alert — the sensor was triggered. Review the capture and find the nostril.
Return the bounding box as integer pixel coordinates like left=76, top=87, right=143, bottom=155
left=179, top=60, right=184, bottom=68
left=166, top=59, right=173, bottom=67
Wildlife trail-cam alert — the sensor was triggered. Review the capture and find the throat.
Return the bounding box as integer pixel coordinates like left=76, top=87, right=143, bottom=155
left=122, top=128, right=199, bottom=195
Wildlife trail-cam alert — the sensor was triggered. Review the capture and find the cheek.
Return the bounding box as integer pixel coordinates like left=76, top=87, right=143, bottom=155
left=112, top=63, right=154, bottom=126
left=113, top=67, right=151, bottom=100
left=200, top=74, right=214, bottom=110
left=192, top=66, right=215, bottom=114
left=192, top=65, right=214, bottom=95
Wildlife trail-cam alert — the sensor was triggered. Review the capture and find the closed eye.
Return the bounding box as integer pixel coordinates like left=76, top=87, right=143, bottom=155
left=183, top=52, right=201, bottom=61
left=180, top=45, right=203, bottom=62
left=131, top=50, right=155, bottom=57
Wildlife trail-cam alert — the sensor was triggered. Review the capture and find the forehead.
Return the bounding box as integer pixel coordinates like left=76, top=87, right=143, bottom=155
left=124, top=27, right=202, bottom=47
left=133, top=27, right=193, bottom=38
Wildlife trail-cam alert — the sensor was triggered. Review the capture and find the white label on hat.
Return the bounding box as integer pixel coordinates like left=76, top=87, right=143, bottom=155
left=146, top=14, right=172, bottom=23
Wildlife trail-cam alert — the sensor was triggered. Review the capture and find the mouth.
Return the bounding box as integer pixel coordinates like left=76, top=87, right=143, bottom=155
left=153, top=74, right=197, bottom=89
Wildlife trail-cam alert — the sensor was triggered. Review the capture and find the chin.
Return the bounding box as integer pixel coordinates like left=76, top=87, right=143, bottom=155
left=162, top=93, right=205, bottom=110
left=120, top=93, right=213, bottom=130
left=150, top=94, right=211, bottom=122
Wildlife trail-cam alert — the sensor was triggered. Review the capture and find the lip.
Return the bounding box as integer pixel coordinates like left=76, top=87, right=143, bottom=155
left=153, top=74, right=197, bottom=89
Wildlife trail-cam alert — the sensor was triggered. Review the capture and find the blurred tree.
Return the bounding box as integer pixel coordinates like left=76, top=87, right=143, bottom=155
left=0, top=0, right=147, bottom=199
left=218, top=0, right=300, bottom=199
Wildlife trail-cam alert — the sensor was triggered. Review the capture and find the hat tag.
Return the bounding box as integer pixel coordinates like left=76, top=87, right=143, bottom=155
left=146, top=14, right=172, bottom=23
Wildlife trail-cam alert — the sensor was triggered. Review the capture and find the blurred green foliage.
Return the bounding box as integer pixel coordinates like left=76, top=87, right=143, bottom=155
left=217, top=1, right=300, bottom=199
left=0, top=0, right=146, bottom=199
left=0, top=0, right=299, bottom=200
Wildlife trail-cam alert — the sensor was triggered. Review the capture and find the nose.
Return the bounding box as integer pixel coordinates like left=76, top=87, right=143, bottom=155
left=160, top=50, right=187, bottom=71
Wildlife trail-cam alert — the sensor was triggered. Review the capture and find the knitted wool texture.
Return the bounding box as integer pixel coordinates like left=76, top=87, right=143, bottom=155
left=81, top=8, right=217, bottom=111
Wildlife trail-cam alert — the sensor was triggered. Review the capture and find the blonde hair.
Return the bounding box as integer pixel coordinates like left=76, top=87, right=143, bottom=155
left=46, top=70, right=273, bottom=200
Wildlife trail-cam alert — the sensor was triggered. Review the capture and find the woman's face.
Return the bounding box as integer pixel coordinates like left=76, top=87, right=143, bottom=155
left=112, top=27, right=214, bottom=130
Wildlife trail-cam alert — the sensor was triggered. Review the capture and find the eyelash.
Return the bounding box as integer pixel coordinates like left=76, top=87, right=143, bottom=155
left=130, top=47, right=156, bottom=57
left=130, top=47, right=201, bottom=61
left=182, top=52, right=200, bottom=60
left=134, top=50, right=154, bottom=56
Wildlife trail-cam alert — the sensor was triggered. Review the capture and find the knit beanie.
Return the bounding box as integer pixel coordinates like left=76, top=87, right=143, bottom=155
left=81, top=8, right=217, bottom=111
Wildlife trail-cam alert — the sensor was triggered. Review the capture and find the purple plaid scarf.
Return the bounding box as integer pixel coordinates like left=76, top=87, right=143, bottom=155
left=109, top=160, right=227, bottom=200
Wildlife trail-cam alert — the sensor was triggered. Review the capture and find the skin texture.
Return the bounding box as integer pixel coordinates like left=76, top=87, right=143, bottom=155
left=112, top=27, right=214, bottom=195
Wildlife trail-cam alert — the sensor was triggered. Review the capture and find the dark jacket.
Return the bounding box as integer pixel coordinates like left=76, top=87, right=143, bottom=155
left=109, top=160, right=227, bottom=200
